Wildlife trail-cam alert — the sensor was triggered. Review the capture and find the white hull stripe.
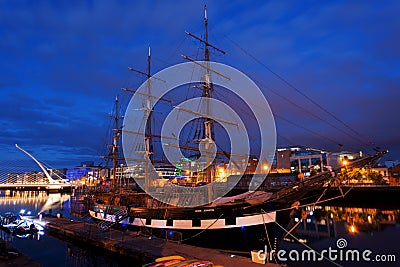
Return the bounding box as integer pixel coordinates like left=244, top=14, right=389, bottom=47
left=89, top=210, right=276, bottom=230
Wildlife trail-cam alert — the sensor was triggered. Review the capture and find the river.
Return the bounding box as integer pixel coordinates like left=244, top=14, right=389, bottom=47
left=0, top=190, right=140, bottom=267
left=0, top=190, right=399, bottom=267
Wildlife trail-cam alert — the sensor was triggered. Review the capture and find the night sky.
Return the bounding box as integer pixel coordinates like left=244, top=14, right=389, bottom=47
left=1, top=0, right=399, bottom=170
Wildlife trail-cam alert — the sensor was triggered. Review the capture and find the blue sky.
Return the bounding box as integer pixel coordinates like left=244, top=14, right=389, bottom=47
left=0, top=0, right=399, bottom=170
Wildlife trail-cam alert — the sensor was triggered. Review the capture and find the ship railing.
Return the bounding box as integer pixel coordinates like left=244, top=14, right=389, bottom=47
left=97, top=209, right=128, bottom=231
left=271, top=150, right=387, bottom=201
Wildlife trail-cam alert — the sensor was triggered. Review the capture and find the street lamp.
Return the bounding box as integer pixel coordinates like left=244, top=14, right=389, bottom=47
left=263, top=164, right=269, bottom=173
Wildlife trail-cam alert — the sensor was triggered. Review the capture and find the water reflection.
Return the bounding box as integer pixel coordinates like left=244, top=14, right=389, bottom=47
left=65, top=244, right=140, bottom=267
left=0, top=190, right=139, bottom=266
left=0, top=190, right=70, bottom=217
left=280, top=205, right=400, bottom=266
left=293, top=206, right=400, bottom=240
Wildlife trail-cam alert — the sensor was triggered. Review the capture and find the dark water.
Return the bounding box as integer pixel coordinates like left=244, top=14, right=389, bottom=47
left=0, top=190, right=140, bottom=267
left=276, top=206, right=400, bottom=266
left=0, top=190, right=399, bottom=267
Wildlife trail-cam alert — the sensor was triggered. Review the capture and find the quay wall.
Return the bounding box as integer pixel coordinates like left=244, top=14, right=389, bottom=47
left=44, top=217, right=282, bottom=267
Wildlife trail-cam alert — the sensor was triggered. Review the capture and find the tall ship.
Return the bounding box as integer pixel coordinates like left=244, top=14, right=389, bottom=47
left=88, top=6, right=387, bottom=252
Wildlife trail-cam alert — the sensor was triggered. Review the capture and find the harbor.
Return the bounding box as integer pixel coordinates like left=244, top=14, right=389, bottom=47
left=0, top=188, right=398, bottom=266
left=1, top=1, right=400, bottom=267
left=44, top=216, right=282, bottom=267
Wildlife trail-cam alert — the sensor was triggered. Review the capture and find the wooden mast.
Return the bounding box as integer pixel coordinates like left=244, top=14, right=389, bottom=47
left=112, top=95, right=119, bottom=186
left=203, top=4, right=214, bottom=184
left=127, top=45, right=153, bottom=161
left=184, top=5, right=227, bottom=184
left=100, top=95, right=123, bottom=188
left=127, top=46, right=153, bottom=191
left=145, top=45, right=153, bottom=162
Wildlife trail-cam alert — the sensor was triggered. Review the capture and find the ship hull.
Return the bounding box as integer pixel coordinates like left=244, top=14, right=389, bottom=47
left=89, top=208, right=278, bottom=251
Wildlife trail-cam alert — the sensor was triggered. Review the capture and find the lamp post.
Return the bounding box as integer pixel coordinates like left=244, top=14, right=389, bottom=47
left=342, top=156, right=349, bottom=184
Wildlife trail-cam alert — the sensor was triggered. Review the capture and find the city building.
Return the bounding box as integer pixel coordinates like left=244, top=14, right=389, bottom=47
left=7, top=172, right=45, bottom=184
left=66, top=161, right=102, bottom=184
left=275, top=146, right=329, bottom=176
left=326, top=151, right=362, bottom=169
left=371, top=165, right=390, bottom=183
left=389, top=163, right=400, bottom=185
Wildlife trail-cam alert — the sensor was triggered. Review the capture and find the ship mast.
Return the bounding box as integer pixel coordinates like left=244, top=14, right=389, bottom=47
left=145, top=46, right=153, bottom=161
left=127, top=45, right=154, bottom=161
left=126, top=46, right=155, bottom=192
left=112, top=95, right=120, bottom=185
left=203, top=5, right=213, bottom=184
left=101, top=95, right=123, bottom=187
left=203, top=5, right=213, bottom=142
left=184, top=5, right=226, bottom=183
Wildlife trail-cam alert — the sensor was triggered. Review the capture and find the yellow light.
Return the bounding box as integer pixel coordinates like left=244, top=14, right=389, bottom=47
left=349, top=225, right=357, bottom=233
left=342, top=159, right=348, bottom=166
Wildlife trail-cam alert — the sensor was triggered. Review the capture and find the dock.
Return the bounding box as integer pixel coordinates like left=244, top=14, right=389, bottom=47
left=44, top=217, right=283, bottom=267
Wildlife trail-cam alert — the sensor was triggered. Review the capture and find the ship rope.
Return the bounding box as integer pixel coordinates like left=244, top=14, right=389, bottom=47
left=252, top=77, right=369, bottom=150
left=261, top=208, right=343, bottom=267
left=136, top=187, right=354, bottom=246
left=138, top=217, right=155, bottom=237
left=261, top=209, right=277, bottom=263
left=259, top=183, right=352, bottom=264
left=132, top=211, right=224, bottom=244
left=283, top=181, right=340, bottom=239
left=179, top=213, right=224, bottom=243
left=265, top=185, right=353, bottom=215
left=212, top=85, right=360, bottom=157
left=223, top=34, right=375, bottom=150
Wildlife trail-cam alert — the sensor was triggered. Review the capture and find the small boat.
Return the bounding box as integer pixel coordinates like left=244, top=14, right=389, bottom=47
left=143, top=255, right=222, bottom=267
left=0, top=212, right=43, bottom=237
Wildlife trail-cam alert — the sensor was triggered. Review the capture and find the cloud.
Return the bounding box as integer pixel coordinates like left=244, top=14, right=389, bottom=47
left=0, top=0, right=399, bottom=169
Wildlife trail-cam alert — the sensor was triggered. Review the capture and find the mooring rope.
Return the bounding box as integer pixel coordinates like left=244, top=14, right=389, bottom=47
left=260, top=209, right=343, bottom=267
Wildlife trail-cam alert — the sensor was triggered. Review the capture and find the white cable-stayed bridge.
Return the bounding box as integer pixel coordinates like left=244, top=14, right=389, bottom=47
left=0, top=144, right=72, bottom=192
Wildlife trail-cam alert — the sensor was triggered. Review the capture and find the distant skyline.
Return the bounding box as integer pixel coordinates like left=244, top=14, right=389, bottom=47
left=1, top=0, right=399, bottom=171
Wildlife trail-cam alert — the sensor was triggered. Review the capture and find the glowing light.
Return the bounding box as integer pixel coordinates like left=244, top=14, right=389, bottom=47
left=20, top=209, right=25, bottom=214
left=349, top=225, right=357, bottom=233
left=298, top=238, right=308, bottom=243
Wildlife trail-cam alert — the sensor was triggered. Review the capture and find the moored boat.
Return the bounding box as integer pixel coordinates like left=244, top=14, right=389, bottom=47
left=87, top=5, right=388, bottom=253
left=0, top=212, right=44, bottom=237
left=142, top=255, right=222, bottom=267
